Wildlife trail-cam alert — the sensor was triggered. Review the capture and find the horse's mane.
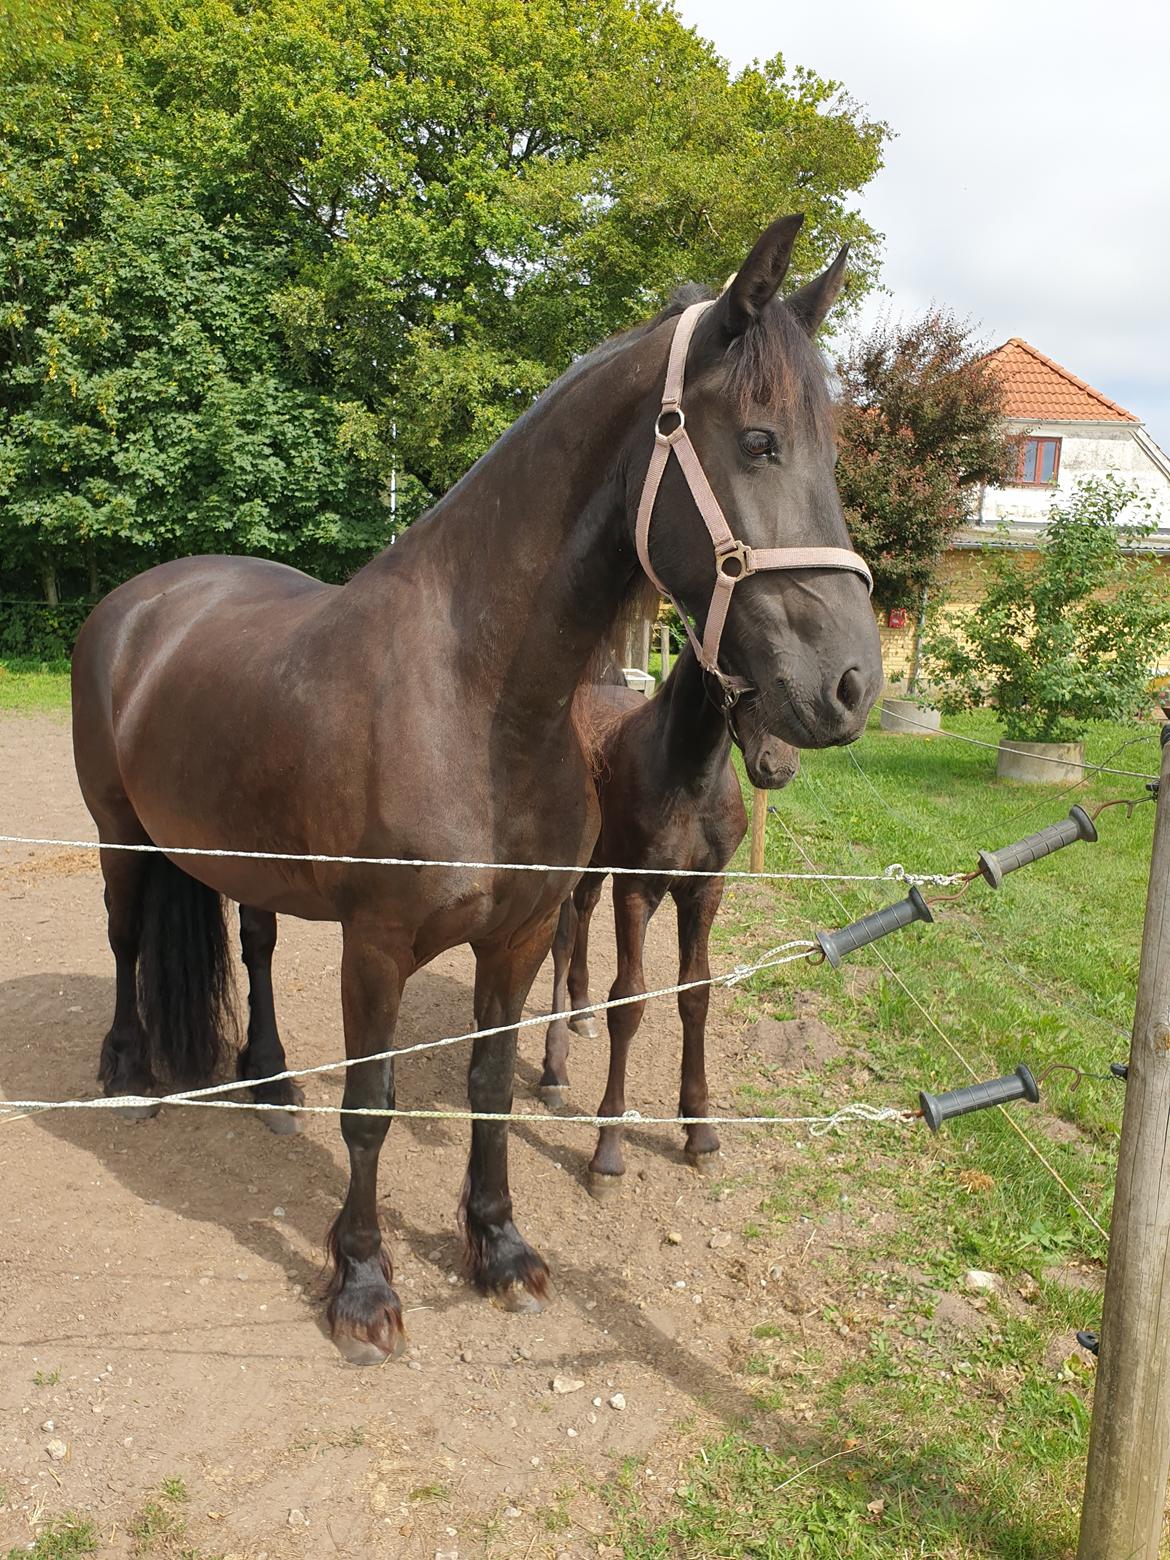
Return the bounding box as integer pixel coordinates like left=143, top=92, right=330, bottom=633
left=584, top=280, right=836, bottom=438
left=564, top=274, right=836, bottom=756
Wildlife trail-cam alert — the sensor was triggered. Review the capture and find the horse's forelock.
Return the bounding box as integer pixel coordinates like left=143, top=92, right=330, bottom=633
left=722, top=299, right=836, bottom=440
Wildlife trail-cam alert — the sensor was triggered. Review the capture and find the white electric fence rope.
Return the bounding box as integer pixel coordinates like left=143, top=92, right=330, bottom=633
left=0, top=834, right=965, bottom=889
left=0, top=1096, right=912, bottom=1135
left=0, top=941, right=913, bottom=1136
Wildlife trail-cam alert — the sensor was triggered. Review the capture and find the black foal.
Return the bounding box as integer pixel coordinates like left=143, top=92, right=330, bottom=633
left=539, top=644, right=798, bottom=1193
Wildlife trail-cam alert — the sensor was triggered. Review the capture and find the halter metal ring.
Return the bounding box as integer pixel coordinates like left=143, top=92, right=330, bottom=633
left=654, top=407, right=686, bottom=445
left=716, top=540, right=751, bottom=580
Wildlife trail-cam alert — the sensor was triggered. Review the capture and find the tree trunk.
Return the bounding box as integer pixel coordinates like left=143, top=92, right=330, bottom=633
left=906, top=587, right=929, bottom=696
left=41, top=561, right=59, bottom=606
left=86, top=542, right=99, bottom=598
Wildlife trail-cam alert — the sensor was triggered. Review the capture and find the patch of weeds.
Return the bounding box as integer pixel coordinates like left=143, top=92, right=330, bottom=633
left=129, top=1478, right=206, bottom=1558
left=752, top=1323, right=785, bottom=1339
left=538, top=1501, right=572, bottom=1533
left=740, top=1352, right=773, bottom=1378
left=407, top=1482, right=449, bottom=1503
left=33, top=1368, right=61, bottom=1387
left=7, top=1515, right=98, bottom=1559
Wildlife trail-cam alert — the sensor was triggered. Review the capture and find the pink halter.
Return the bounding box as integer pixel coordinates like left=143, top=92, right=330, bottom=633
left=635, top=300, right=873, bottom=701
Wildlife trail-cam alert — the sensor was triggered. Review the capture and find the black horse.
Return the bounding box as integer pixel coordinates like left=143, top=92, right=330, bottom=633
left=70, top=215, right=881, bottom=1363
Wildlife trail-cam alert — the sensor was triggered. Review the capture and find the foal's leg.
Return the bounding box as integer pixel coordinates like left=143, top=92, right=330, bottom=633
left=97, top=843, right=157, bottom=1119
left=539, top=897, right=577, bottom=1103
left=587, top=879, right=658, bottom=1197
left=463, top=923, right=557, bottom=1309
left=567, top=876, right=603, bottom=1038
left=324, top=919, right=411, bottom=1365
left=238, top=907, right=304, bottom=1135
left=673, top=881, right=724, bottom=1170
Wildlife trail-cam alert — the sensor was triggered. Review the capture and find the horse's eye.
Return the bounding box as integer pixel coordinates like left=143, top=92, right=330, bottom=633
left=740, top=429, right=776, bottom=461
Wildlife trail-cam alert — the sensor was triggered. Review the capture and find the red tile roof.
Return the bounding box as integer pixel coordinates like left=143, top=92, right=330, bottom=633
left=984, top=338, right=1138, bottom=423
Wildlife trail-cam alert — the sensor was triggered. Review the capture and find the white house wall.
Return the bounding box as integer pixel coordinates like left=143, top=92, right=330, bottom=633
left=978, top=421, right=1170, bottom=530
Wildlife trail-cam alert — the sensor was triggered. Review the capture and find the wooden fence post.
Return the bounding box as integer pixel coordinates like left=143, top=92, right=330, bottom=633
left=1077, top=725, right=1170, bottom=1558
left=750, top=789, right=767, bottom=874
left=660, top=623, right=671, bottom=682
left=638, top=615, right=651, bottom=675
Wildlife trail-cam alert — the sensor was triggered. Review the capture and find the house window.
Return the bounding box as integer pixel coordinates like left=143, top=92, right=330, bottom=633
left=1015, top=436, right=1061, bottom=485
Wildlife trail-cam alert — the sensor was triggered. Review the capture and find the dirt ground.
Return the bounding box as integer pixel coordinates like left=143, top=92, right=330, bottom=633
left=0, top=712, right=872, bottom=1558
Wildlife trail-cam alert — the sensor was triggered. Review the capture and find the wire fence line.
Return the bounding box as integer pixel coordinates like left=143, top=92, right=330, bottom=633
left=0, top=742, right=1143, bottom=1174
left=4, top=941, right=876, bottom=1130
left=881, top=708, right=1159, bottom=780
left=0, top=832, right=964, bottom=888
left=768, top=806, right=1111, bottom=1245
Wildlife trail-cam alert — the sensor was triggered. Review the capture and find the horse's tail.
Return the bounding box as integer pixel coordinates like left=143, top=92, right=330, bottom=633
left=138, top=854, right=236, bottom=1086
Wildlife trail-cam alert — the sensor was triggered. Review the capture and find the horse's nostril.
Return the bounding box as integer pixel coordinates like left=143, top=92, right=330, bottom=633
left=836, top=665, right=864, bottom=713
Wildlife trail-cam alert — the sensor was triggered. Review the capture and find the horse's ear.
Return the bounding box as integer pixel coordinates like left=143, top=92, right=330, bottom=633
left=785, top=245, right=850, bottom=336
left=720, top=214, right=805, bottom=338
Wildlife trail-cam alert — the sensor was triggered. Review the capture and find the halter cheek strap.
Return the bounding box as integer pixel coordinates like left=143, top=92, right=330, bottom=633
left=634, top=299, right=873, bottom=700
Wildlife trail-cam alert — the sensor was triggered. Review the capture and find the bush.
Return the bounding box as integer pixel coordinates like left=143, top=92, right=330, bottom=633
left=0, top=600, right=93, bottom=662
left=923, top=477, right=1170, bottom=743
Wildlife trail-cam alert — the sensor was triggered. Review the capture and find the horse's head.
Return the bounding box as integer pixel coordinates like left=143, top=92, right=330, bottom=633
left=631, top=214, right=883, bottom=775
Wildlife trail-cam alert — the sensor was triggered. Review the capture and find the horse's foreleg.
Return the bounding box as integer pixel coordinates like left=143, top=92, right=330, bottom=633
left=324, top=921, right=411, bottom=1365
left=567, top=875, right=603, bottom=1037
left=539, top=897, right=577, bottom=1103
left=588, top=880, right=655, bottom=1195
left=238, top=907, right=304, bottom=1135
left=463, top=922, right=557, bottom=1310
left=97, top=843, right=157, bottom=1118
left=674, top=881, right=723, bottom=1169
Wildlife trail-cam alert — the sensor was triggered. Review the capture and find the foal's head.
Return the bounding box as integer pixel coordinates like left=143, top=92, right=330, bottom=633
left=631, top=214, right=883, bottom=771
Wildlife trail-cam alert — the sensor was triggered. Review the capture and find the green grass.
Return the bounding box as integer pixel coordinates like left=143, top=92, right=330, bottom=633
left=0, top=662, right=71, bottom=712
left=607, top=710, right=1159, bottom=1558
left=5, top=1516, right=96, bottom=1559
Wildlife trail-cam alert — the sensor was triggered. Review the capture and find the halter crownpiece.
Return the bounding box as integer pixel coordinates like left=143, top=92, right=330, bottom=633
left=635, top=299, right=873, bottom=700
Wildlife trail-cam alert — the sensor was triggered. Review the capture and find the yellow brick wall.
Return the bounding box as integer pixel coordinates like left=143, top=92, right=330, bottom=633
left=878, top=546, right=1170, bottom=687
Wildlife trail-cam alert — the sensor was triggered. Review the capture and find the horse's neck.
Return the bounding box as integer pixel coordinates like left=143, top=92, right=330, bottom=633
left=653, top=648, right=733, bottom=784
left=354, top=326, right=664, bottom=718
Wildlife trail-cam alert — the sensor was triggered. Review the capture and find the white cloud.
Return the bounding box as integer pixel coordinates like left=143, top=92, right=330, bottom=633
left=677, top=0, right=1170, bottom=448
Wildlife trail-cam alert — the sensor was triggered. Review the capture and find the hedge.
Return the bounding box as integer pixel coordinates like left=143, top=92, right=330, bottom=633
left=0, top=600, right=94, bottom=662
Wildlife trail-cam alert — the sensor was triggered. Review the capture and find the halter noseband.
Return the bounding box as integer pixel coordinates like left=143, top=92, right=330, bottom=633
left=634, top=299, right=873, bottom=704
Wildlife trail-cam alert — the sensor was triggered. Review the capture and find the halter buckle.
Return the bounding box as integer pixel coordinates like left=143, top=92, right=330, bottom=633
left=715, top=539, right=751, bottom=580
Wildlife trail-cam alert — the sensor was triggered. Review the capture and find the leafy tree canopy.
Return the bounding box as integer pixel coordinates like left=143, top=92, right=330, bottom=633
left=1, top=0, right=890, bottom=604
left=834, top=309, right=1013, bottom=612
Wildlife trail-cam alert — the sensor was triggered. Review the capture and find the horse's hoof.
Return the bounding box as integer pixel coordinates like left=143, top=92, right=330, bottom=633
left=539, top=1084, right=570, bottom=1108
left=335, top=1330, right=405, bottom=1367
left=492, top=1280, right=549, bottom=1314
left=260, top=1107, right=302, bottom=1136
left=114, top=1100, right=160, bottom=1122
left=569, top=1015, right=598, bottom=1039
left=587, top=1170, right=624, bottom=1202
left=686, top=1148, right=721, bottom=1177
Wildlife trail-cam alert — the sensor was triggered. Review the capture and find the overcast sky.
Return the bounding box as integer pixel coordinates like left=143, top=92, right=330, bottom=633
left=677, top=0, right=1170, bottom=450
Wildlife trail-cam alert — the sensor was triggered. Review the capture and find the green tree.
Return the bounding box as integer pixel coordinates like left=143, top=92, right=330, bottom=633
left=2, top=0, right=891, bottom=607
left=123, top=0, right=891, bottom=499
left=924, top=478, right=1170, bottom=743
left=834, top=310, right=1014, bottom=669
left=0, top=0, right=389, bottom=602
